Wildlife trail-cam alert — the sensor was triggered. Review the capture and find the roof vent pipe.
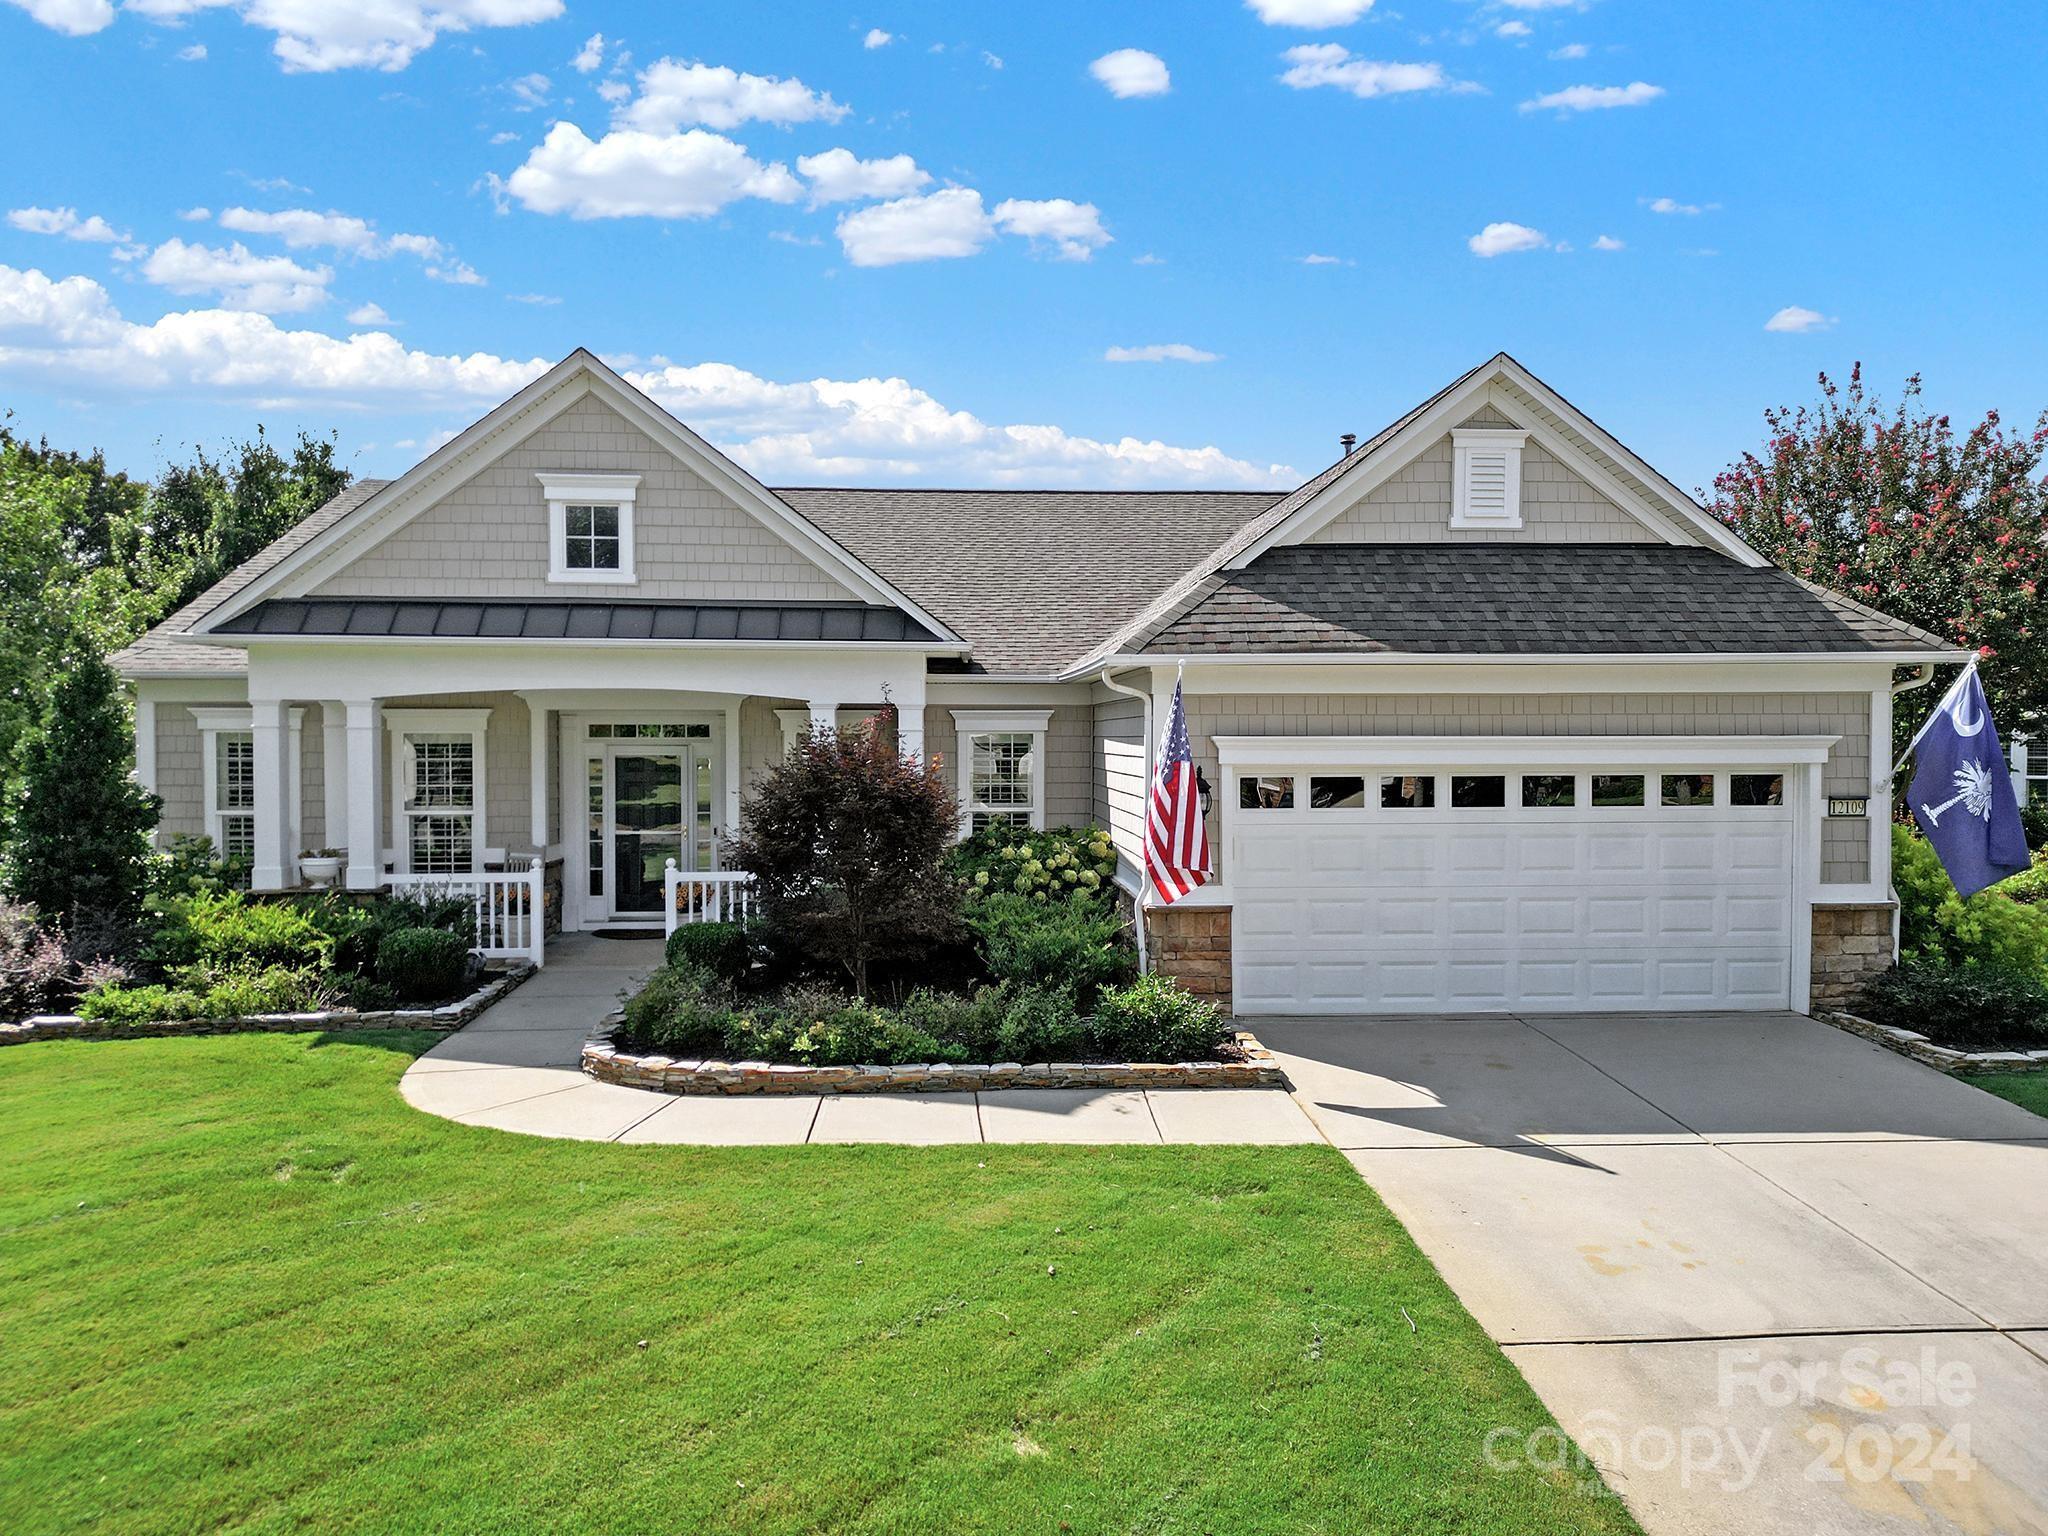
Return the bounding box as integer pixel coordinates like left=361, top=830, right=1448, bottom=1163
left=1339, top=433, right=1358, bottom=455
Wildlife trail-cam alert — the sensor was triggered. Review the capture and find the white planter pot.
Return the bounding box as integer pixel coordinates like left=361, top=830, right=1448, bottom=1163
left=300, top=856, right=344, bottom=889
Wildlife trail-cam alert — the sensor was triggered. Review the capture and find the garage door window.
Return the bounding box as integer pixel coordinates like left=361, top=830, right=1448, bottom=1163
left=1450, top=774, right=1507, bottom=808
left=1309, top=775, right=1366, bottom=809
left=1521, top=773, right=1576, bottom=808
left=1591, top=774, right=1645, bottom=807
left=1731, top=773, right=1785, bottom=807
left=1662, top=773, right=1716, bottom=807
left=1381, top=774, right=1435, bottom=809
left=1239, top=775, right=1294, bottom=809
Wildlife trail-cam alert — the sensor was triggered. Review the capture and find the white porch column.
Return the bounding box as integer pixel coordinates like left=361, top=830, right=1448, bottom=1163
left=807, top=698, right=840, bottom=735
left=249, top=698, right=291, bottom=891
left=321, top=703, right=348, bottom=854
left=528, top=703, right=550, bottom=852
left=344, top=700, right=384, bottom=890
left=721, top=701, right=743, bottom=833
left=894, top=672, right=927, bottom=765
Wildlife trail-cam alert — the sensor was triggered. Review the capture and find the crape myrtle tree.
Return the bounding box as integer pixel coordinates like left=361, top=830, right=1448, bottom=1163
left=730, top=716, right=960, bottom=997
left=1709, top=366, right=2048, bottom=758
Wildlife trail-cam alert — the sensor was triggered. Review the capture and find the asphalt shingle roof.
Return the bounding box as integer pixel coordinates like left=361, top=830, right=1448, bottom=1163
left=1133, top=544, right=1953, bottom=656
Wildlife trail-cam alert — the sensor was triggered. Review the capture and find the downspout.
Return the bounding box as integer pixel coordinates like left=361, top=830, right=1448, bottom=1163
left=1882, top=663, right=1939, bottom=961
left=1099, top=667, right=1152, bottom=973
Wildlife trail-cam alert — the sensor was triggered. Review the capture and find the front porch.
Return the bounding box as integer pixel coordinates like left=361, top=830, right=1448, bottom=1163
left=206, top=644, right=935, bottom=938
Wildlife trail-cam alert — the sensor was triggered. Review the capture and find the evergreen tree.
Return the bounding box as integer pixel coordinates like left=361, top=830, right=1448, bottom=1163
left=3, top=645, right=161, bottom=954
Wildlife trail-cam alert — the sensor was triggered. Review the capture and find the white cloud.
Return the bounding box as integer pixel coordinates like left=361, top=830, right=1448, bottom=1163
left=1299, top=252, right=1347, bottom=265
left=1090, top=48, right=1170, bottom=98
left=1764, top=306, right=1832, bottom=334
left=596, top=78, right=630, bottom=104
left=570, top=31, right=603, bottom=72
left=1495, top=21, right=1531, bottom=37
left=425, top=258, right=484, bottom=286
left=863, top=27, right=892, bottom=49
left=1467, top=221, right=1549, bottom=257
left=508, top=71, right=550, bottom=109
left=503, top=123, right=802, bottom=219
left=981, top=51, right=1002, bottom=69
left=1521, top=81, right=1664, bottom=113
left=621, top=59, right=848, bottom=132
left=835, top=187, right=993, bottom=266
left=139, top=238, right=331, bottom=312
left=1591, top=234, right=1624, bottom=251
left=507, top=291, right=561, bottom=304
left=176, top=41, right=206, bottom=59
left=1132, top=252, right=1164, bottom=265
left=1246, top=0, right=1374, bottom=25
left=1498, top=0, right=1581, bottom=7
left=992, top=198, right=1111, bottom=261
left=347, top=301, right=393, bottom=325
left=0, top=262, right=1293, bottom=486
left=219, top=205, right=378, bottom=252
left=1548, top=43, right=1588, bottom=59
left=1644, top=195, right=1715, bottom=215
left=178, top=207, right=210, bottom=222
left=3, top=0, right=112, bottom=36
left=1104, top=343, right=1218, bottom=364
left=796, top=148, right=929, bottom=206
left=490, top=129, right=520, bottom=145
left=1279, top=45, right=1471, bottom=99
left=7, top=206, right=128, bottom=243
left=115, top=0, right=564, bottom=74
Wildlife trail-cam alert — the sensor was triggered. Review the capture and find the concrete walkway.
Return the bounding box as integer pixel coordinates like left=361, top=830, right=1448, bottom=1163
left=399, top=934, right=1320, bottom=1146
left=1258, top=1012, right=2048, bottom=1536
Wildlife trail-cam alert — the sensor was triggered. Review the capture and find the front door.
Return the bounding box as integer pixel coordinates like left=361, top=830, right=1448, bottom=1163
left=609, top=751, right=684, bottom=916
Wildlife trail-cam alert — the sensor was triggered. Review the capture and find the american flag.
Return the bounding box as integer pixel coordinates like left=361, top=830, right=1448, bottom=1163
left=1146, top=680, right=1211, bottom=903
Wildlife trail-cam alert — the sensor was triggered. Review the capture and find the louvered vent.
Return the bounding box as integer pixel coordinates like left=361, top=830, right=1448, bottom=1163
left=1450, top=428, right=1527, bottom=529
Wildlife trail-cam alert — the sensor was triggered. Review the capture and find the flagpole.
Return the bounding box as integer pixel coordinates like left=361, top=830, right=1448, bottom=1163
left=1889, top=655, right=1979, bottom=786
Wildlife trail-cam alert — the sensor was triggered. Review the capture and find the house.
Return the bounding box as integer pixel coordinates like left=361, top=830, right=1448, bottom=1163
left=112, top=349, right=1964, bottom=1016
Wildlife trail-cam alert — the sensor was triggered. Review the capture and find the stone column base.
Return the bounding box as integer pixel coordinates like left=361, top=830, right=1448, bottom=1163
left=1811, top=903, right=1895, bottom=1013
left=1149, top=903, right=1232, bottom=1012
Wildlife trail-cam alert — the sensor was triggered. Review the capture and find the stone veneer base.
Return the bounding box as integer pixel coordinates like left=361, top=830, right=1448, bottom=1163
left=0, top=962, right=536, bottom=1047
left=1821, top=1010, right=2048, bottom=1075
left=582, top=1026, right=1289, bottom=1095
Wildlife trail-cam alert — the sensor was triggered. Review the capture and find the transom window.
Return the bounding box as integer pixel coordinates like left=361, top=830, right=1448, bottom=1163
left=1662, top=773, right=1716, bottom=807
left=1228, top=768, right=1796, bottom=813
left=588, top=722, right=711, bottom=739
left=1381, top=774, right=1435, bottom=809
left=1522, top=774, right=1576, bottom=808
left=1240, top=775, right=1294, bottom=809
left=540, top=472, right=640, bottom=584
left=952, top=709, right=1052, bottom=835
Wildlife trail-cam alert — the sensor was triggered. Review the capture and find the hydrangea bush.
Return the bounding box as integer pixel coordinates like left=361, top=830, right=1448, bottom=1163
left=953, top=825, right=1120, bottom=906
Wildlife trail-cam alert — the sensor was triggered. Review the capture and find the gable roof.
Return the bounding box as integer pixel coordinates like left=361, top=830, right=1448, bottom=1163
left=1123, top=544, right=1955, bottom=659
left=185, top=349, right=963, bottom=646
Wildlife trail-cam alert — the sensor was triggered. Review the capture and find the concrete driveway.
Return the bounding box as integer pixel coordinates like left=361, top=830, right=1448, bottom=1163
left=1260, top=1012, right=2048, bottom=1536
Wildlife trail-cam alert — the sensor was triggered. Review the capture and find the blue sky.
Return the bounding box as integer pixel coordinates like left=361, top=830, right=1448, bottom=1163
left=2, top=0, right=2042, bottom=495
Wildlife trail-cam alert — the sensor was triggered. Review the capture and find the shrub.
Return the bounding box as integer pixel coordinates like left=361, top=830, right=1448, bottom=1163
left=990, top=985, right=1087, bottom=1062
left=731, top=720, right=961, bottom=996
left=1996, top=849, right=2048, bottom=905
left=374, top=927, right=471, bottom=1003
left=955, top=825, right=1120, bottom=906
left=1893, top=824, right=2048, bottom=973
left=156, top=892, right=337, bottom=974
left=77, top=983, right=198, bottom=1024
left=148, top=834, right=247, bottom=902
left=619, top=963, right=738, bottom=1055
left=1858, top=961, right=2048, bottom=1050
left=0, top=899, right=70, bottom=1018
left=665, top=920, right=751, bottom=985
left=963, top=891, right=1133, bottom=1007
left=1088, top=972, right=1227, bottom=1062
left=77, top=965, right=327, bottom=1023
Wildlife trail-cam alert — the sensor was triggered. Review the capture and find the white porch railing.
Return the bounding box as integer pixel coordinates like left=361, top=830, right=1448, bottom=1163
left=663, top=859, right=756, bottom=937
left=388, top=857, right=546, bottom=966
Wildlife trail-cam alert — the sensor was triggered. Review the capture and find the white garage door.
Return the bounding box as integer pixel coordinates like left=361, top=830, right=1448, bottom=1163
left=1229, top=762, right=1800, bottom=1014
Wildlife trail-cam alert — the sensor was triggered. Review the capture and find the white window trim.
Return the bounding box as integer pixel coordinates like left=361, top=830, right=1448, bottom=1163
left=1450, top=427, right=1527, bottom=530
left=190, top=705, right=301, bottom=865
left=952, top=708, right=1052, bottom=835
left=385, top=707, right=492, bottom=875
left=538, top=471, right=641, bottom=585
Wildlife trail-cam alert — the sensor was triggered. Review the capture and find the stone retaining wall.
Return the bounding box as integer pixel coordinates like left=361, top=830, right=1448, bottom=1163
left=0, top=962, right=535, bottom=1046
left=1822, top=1010, right=2048, bottom=1075
left=582, top=1027, right=1289, bottom=1095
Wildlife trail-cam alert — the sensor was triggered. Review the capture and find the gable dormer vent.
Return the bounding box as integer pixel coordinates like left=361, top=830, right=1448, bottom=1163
left=1450, top=428, right=1528, bottom=530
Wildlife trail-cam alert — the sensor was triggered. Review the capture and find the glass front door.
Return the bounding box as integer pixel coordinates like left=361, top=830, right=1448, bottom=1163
left=610, top=752, right=684, bottom=915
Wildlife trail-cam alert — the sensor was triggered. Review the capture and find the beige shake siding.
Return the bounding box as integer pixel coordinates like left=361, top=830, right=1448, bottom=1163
left=152, top=706, right=206, bottom=840
left=1093, top=691, right=1147, bottom=868
left=311, top=394, right=858, bottom=603
left=923, top=703, right=1094, bottom=828
left=1179, top=691, right=1873, bottom=886
left=1307, top=415, right=1666, bottom=545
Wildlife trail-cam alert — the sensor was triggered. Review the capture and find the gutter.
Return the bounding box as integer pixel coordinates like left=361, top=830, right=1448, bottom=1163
left=1067, top=649, right=1971, bottom=676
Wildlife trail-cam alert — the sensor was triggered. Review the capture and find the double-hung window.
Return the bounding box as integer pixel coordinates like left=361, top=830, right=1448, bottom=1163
left=539, top=472, right=640, bottom=584
left=951, top=709, right=1052, bottom=835
left=385, top=709, right=491, bottom=875
left=189, top=705, right=301, bottom=881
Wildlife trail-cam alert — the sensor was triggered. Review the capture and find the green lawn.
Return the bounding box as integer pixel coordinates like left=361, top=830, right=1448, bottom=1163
left=0, top=1033, right=1635, bottom=1535
left=1962, top=1070, right=2048, bottom=1118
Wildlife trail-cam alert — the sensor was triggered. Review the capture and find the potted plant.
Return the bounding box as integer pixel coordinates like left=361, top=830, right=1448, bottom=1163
left=299, top=848, right=345, bottom=888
